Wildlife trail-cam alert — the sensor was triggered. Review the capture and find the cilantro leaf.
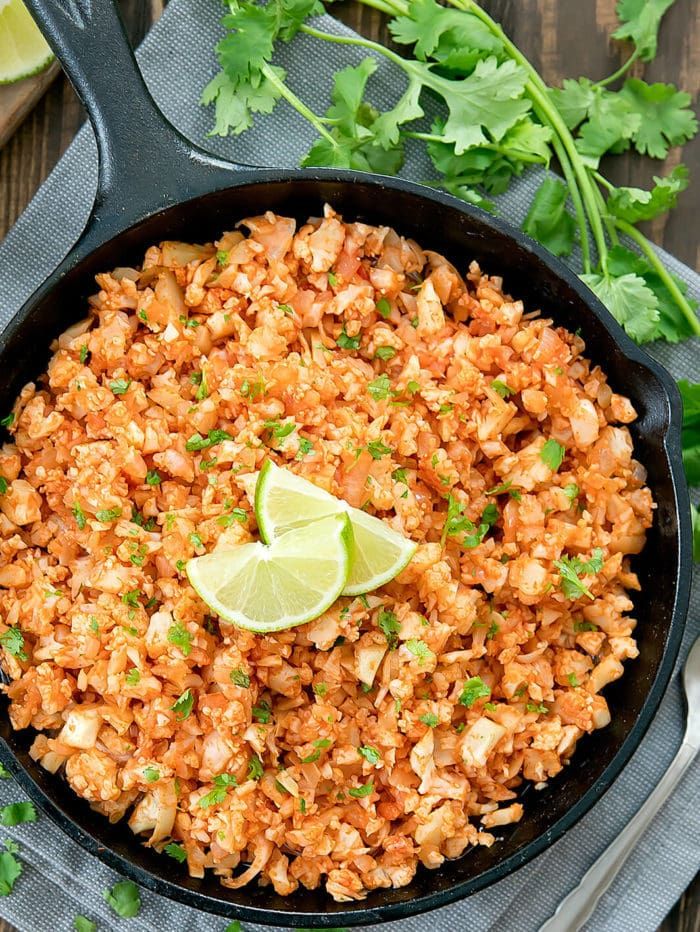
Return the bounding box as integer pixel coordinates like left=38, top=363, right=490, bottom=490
left=348, top=781, right=374, bottom=798
left=164, top=842, right=187, bottom=863
left=612, top=0, right=674, bottom=61
left=540, top=439, right=566, bottom=472
left=419, top=712, right=438, bottom=727
left=0, top=849, right=21, bottom=897
left=458, top=676, right=491, bottom=707
left=0, top=802, right=36, bottom=826
left=620, top=78, right=698, bottom=159
left=248, top=754, right=265, bottom=780
left=74, top=917, right=96, bottom=932
left=549, top=77, right=596, bottom=130
left=199, top=773, right=238, bottom=808
left=377, top=608, right=401, bottom=649
left=606, top=245, right=698, bottom=343
left=606, top=165, right=689, bottom=223
left=388, top=0, right=502, bottom=61
left=0, top=627, right=27, bottom=661
left=575, top=89, right=641, bottom=166
left=171, top=688, right=195, bottom=720
left=581, top=270, right=660, bottom=343
left=523, top=177, right=577, bottom=257
left=358, top=745, right=381, bottom=765
left=103, top=880, right=141, bottom=918
left=405, top=638, right=435, bottom=665
left=167, top=622, right=193, bottom=657
left=554, top=548, right=604, bottom=600
left=678, top=380, right=700, bottom=486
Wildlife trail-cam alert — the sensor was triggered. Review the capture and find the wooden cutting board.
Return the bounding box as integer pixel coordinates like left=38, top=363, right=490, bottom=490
left=0, top=60, right=59, bottom=150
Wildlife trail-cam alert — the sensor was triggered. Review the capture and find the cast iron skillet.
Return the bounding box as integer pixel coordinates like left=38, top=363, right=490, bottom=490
left=0, top=0, right=692, bottom=927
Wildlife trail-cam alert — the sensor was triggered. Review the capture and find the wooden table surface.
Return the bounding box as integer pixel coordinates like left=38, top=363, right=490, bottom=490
left=0, top=1, right=698, bottom=929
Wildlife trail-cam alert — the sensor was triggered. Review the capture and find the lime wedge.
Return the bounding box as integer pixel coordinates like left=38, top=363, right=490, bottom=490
left=255, top=460, right=417, bottom=596
left=187, top=513, right=353, bottom=633
left=0, top=0, right=54, bottom=85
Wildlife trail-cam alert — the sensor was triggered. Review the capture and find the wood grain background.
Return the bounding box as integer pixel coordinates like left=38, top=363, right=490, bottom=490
left=0, top=0, right=697, bottom=929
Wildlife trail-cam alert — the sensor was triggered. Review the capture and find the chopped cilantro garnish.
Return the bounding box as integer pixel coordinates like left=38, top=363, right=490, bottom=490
left=337, top=328, right=361, bottom=350
left=458, top=676, right=491, bottom=708
left=327, top=271, right=338, bottom=286
left=0, top=413, right=14, bottom=428
left=554, top=548, right=604, bottom=600
left=348, top=781, right=374, bottom=798
left=103, top=880, right=141, bottom=918
left=313, top=682, right=328, bottom=697
left=230, top=668, right=250, bottom=688
left=72, top=502, right=87, bottom=530
left=0, top=802, right=36, bottom=826
left=217, top=507, right=248, bottom=527
left=167, top=622, right=193, bottom=656
left=375, top=345, right=396, bottom=360
left=419, top=712, right=438, bottom=727
left=358, top=745, right=381, bottom=765
left=367, top=439, right=392, bottom=460
left=491, top=380, right=514, bottom=398
left=143, top=766, right=160, bottom=782
left=367, top=373, right=392, bottom=401
left=252, top=700, right=272, bottom=724
left=109, top=378, right=131, bottom=396
left=164, top=842, right=187, bottom=863
left=248, top=754, right=264, bottom=780
left=377, top=608, right=400, bottom=649
left=563, top=483, right=580, bottom=501
left=125, top=668, right=141, bottom=686
left=264, top=419, right=296, bottom=442
left=171, top=688, right=194, bottom=720
left=526, top=702, right=549, bottom=714
left=296, top=437, right=314, bottom=459
left=95, top=507, right=122, bottom=523
left=185, top=429, right=232, bottom=452
left=540, top=439, right=566, bottom=471
left=392, top=467, right=408, bottom=484
left=405, top=639, right=434, bottom=665
left=0, top=628, right=27, bottom=661
left=145, top=470, right=161, bottom=486
left=567, top=672, right=580, bottom=687
left=376, top=297, right=391, bottom=318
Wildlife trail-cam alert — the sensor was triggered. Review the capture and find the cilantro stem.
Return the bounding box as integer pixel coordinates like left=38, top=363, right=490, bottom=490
left=549, top=135, right=592, bottom=271
left=402, top=130, right=547, bottom=164
left=613, top=219, right=700, bottom=336
left=260, top=63, right=337, bottom=147
left=300, top=24, right=411, bottom=71
left=594, top=49, right=640, bottom=88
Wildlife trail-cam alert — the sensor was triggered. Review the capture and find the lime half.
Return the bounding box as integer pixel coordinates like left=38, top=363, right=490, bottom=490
left=187, top=513, right=353, bottom=633
left=255, top=460, right=417, bottom=596
left=0, top=0, right=54, bottom=85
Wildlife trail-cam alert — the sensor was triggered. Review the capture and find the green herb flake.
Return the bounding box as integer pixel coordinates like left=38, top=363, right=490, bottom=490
left=109, top=378, right=131, bottom=396
left=230, top=668, right=251, bottom=688
left=252, top=700, right=272, bottom=724
left=95, top=507, right=122, bottom=523
left=358, top=745, right=381, bottom=765
left=185, top=429, right=232, bottom=452
left=296, top=437, right=314, bottom=459
left=125, top=668, right=141, bottom=686
left=419, top=712, right=438, bottom=727
left=458, top=676, right=491, bottom=708
left=167, top=622, right=193, bottom=657
left=367, top=439, right=393, bottom=460
left=0, top=413, right=14, bottom=429
left=248, top=754, right=264, bottom=780
left=327, top=271, right=338, bottom=286
left=74, top=916, right=97, bottom=932
left=199, top=773, right=238, bottom=808
left=337, top=328, right=361, bottom=350
left=368, top=373, right=392, bottom=401
left=348, top=781, right=374, bottom=799
left=0, top=802, right=36, bottom=827
left=145, top=469, right=162, bottom=486
left=313, top=682, right=328, bottom=697
left=376, top=297, right=392, bottom=318
left=491, top=380, right=514, bottom=398
left=405, top=638, right=434, bottom=665
left=563, top=483, right=580, bottom=502
left=567, top=672, right=580, bottom=687
left=103, top=880, right=141, bottom=919
left=171, top=688, right=195, bottom=720
left=526, top=702, right=549, bottom=714
left=72, top=502, right=87, bottom=530
left=554, top=548, right=604, bottom=600
left=375, top=345, right=396, bottom=360
left=540, top=439, right=566, bottom=472
left=217, top=507, right=248, bottom=527
left=377, top=608, right=401, bottom=649
left=143, top=766, right=160, bottom=783
left=164, top=842, right=187, bottom=863
left=0, top=628, right=27, bottom=661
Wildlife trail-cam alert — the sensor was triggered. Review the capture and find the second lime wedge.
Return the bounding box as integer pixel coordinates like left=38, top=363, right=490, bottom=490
left=187, top=513, right=353, bottom=633
left=255, top=460, right=417, bottom=596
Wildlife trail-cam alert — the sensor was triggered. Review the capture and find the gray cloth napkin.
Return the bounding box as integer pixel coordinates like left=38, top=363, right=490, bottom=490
left=0, top=1, right=698, bottom=930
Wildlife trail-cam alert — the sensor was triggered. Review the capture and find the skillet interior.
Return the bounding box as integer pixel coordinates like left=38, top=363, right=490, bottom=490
left=0, top=174, right=689, bottom=927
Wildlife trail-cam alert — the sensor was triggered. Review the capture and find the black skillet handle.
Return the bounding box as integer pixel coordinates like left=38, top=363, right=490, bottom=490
left=23, top=0, right=245, bottom=257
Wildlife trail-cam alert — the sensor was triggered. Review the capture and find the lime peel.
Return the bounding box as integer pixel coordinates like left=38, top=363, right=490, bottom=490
left=0, top=0, right=54, bottom=85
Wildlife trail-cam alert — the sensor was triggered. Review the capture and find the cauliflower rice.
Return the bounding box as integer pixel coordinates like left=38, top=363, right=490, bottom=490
left=0, top=206, right=652, bottom=900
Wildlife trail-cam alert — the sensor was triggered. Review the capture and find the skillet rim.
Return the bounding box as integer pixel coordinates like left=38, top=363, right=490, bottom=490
left=0, top=168, right=692, bottom=927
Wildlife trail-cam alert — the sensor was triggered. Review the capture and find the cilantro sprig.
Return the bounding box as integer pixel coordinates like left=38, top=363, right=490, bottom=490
left=202, top=0, right=699, bottom=344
